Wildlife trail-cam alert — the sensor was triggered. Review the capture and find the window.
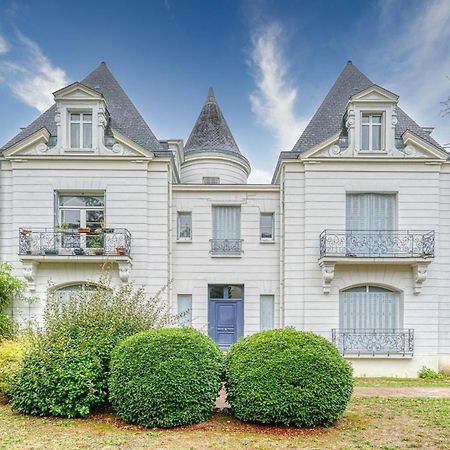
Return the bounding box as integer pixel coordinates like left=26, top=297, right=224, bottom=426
left=70, top=112, right=93, bottom=148
left=211, top=206, right=241, bottom=255
left=54, top=283, right=98, bottom=304
left=346, top=193, right=396, bottom=256
left=260, top=295, right=275, bottom=330
left=260, top=213, right=274, bottom=240
left=58, top=194, right=105, bottom=230
left=177, top=294, right=192, bottom=326
left=340, top=286, right=400, bottom=330
left=203, top=176, right=220, bottom=185
left=177, top=212, right=192, bottom=240
left=361, top=113, right=383, bottom=151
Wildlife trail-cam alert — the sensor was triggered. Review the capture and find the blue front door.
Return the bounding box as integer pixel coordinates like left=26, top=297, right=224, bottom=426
left=208, top=285, right=243, bottom=349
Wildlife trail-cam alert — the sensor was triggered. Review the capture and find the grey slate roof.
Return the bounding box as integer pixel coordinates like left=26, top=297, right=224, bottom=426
left=185, top=87, right=242, bottom=156
left=2, top=62, right=165, bottom=153
left=292, top=61, right=444, bottom=153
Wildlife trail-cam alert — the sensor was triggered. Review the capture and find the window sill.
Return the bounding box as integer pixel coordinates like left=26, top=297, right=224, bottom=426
left=176, top=239, right=192, bottom=243
left=358, top=150, right=388, bottom=155
left=64, top=148, right=95, bottom=154
left=210, top=254, right=242, bottom=258
left=260, top=239, right=275, bottom=244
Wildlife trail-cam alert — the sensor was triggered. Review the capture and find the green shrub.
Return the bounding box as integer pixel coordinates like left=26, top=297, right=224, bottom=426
left=109, top=328, right=224, bottom=428
left=418, top=366, right=449, bottom=380
left=225, top=328, right=353, bottom=427
left=0, top=339, right=30, bottom=395
left=11, top=278, right=175, bottom=417
left=0, top=262, right=26, bottom=310
left=0, top=313, right=14, bottom=341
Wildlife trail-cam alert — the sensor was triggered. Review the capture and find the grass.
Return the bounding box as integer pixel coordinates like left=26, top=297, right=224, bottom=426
left=354, top=375, right=450, bottom=387
left=0, top=396, right=449, bottom=449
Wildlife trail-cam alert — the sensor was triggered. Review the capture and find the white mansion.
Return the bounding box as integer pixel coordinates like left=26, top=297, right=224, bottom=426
left=1, top=61, right=449, bottom=376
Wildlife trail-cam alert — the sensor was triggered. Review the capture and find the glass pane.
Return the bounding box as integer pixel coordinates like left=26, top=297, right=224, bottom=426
left=82, top=113, right=92, bottom=122
left=178, top=213, right=191, bottom=238
left=372, top=115, right=382, bottom=124
left=61, top=210, right=80, bottom=228
left=86, top=210, right=104, bottom=230
left=362, top=125, right=369, bottom=150
left=70, top=113, right=80, bottom=122
left=209, top=286, right=224, bottom=299
left=178, top=294, right=192, bottom=327
left=260, top=295, right=274, bottom=331
left=372, top=124, right=381, bottom=150
left=59, top=195, right=104, bottom=207
left=227, top=285, right=242, bottom=299
left=70, top=123, right=80, bottom=148
left=260, top=214, right=273, bottom=238
left=362, top=115, right=369, bottom=124
left=83, top=123, right=92, bottom=148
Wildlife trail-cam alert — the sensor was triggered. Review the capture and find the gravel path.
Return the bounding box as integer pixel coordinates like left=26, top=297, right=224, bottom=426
left=215, top=386, right=450, bottom=409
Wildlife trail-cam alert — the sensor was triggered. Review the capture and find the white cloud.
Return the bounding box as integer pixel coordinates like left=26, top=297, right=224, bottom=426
left=248, top=168, right=273, bottom=184
left=0, top=31, right=68, bottom=112
left=249, top=23, right=307, bottom=151
left=371, top=0, right=450, bottom=146
left=0, top=35, right=9, bottom=54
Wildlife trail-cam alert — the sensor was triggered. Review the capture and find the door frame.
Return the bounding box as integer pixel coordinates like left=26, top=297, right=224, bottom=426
left=207, top=284, right=244, bottom=348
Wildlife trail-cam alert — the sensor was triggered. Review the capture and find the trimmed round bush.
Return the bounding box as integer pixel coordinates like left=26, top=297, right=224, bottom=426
left=225, top=328, right=353, bottom=427
left=109, top=328, right=224, bottom=428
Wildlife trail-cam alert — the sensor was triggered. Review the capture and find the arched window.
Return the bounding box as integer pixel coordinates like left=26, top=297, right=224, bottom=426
left=54, top=283, right=99, bottom=303
left=339, top=285, right=400, bottom=330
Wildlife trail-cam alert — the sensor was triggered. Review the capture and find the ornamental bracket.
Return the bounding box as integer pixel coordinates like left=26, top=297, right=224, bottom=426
left=412, top=261, right=430, bottom=295
left=319, top=261, right=335, bottom=294
left=117, top=260, right=132, bottom=284
left=22, top=261, right=38, bottom=292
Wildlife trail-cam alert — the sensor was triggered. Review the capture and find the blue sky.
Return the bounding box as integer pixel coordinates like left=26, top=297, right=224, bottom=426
left=0, top=0, right=449, bottom=182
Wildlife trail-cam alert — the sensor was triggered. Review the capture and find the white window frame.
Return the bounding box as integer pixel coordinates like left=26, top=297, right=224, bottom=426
left=260, top=212, right=275, bottom=241
left=57, top=192, right=105, bottom=229
left=177, top=211, right=192, bottom=241
left=361, top=112, right=384, bottom=152
left=69, top=111, right=93, bottom=149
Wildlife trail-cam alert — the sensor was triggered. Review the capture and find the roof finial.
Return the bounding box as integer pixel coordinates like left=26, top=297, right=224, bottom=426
left=206, top=86, right=216, bottom=102
left=347, top=60, right=353, bottom=65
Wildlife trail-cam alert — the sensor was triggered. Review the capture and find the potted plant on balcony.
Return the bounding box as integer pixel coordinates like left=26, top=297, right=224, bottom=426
left=88, top=233, right=104, bottom=256
left=20, top=228, right=33, bottom=254
left=115, top=245, right=126, bottom=256
left=78, top=226, right=91, bottom=234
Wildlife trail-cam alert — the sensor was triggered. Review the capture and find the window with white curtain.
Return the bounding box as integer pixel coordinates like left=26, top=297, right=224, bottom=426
left=70, top=112, right=93, bottom=148
left=212, top=206, right=241, bottom=240
left=260, top=295, right=275, bottom=330
left=177, top=294, right=192, bottom=326
left=339, top=286, right=400, bottom=330
left=260, top=213, right=274, bottom=240
left=177, top=212, right=192, bottom=240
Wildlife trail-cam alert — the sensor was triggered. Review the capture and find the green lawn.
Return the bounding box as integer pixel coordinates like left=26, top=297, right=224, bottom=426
left=354, top=376, right=450, bottom=387
left=0, top=396, right=449, bottom=449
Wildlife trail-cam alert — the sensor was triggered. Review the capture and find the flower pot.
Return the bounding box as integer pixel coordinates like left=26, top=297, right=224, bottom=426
left=74, top=248, right=85, bottom=255
left=78, top=227, right=91, bottom=234
left=116, top=246, right=126, bottom=256
left=95, top=248, right=104, bottom=256
left=103, top=228, right=114, bottom=233
left=44, top=249, right=58, bottom=256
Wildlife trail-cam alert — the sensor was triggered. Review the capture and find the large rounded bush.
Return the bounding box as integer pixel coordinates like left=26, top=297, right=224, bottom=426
left=225, top=328, right=353, bottom=427
left=109, top=328, right=224, bottom=428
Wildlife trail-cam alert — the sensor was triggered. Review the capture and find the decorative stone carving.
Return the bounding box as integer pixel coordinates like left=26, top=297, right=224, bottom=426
left=391, top=107, right=398, bottom=127
left=35, top=143, right=48, bottom=153
left=118, top=260, right=132, bottom=283
left=412, top=262, right=429, bottom=295
left=328, top=145, right=342, bottom=157
left=112, top=143, right=123, bottom=154
left=22, top=261, right=38, bottom=292
left=319, top=261, right=335, bottom=294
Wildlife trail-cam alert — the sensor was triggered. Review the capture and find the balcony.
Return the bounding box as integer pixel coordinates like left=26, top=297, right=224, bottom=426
left=210, top=239, right=243, bottom=256
left=332, top=328, right=414, bottom=357
left=18, top=228, right=132, bottom=290
left=319, top=230, right=434, bottom=294
left=19, top=227, right=131, bottom=257
left=320, top=229, right=435, bottom=259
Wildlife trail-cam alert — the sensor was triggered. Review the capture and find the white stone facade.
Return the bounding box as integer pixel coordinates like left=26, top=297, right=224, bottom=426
left=1, top=61, right=449, bottom=377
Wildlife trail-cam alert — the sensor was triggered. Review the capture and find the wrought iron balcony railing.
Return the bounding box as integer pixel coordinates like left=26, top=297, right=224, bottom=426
left=210, top=239, right=243, bottom=255
left=19, top=228, right=131, bottom=257
left=320, top=230, right=434, bottom=258
left=332, top=328, right=414, bottom=356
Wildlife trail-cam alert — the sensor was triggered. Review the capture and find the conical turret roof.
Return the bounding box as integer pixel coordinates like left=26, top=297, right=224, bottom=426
left=185, top=87, right=242, bottom=156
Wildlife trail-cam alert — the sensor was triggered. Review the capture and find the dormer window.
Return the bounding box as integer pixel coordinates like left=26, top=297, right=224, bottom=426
left=70, top=112, right=92, bottom=149
left=361, top=113, right=383, bottom=151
